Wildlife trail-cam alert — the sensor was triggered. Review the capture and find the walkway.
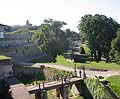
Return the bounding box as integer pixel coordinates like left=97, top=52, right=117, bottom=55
left=27, top=77, right=83, bottom=94
left=5, top=77, right=32, bottom=99
left=20, top=62, right=120, bottom=78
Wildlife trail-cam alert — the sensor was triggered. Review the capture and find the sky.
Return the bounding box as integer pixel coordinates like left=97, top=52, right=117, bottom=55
left=0, top=0, right=120, bottom=32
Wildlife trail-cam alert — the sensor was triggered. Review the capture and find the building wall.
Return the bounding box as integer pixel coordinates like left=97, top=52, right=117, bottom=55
left=0, top=65, right=13, bottom=79
left=0, top=32, right=4, bottom=38
left=0, top=45, right=44, bottom=62
left=0, top=32, right=44, bottom=62
left=0, top=39, right=30, bottom=48
left=0, top=32, right=32, bottom=47
left=0, top=60, right=13, bottom=79
left=4, top=32, right=32, bottom=39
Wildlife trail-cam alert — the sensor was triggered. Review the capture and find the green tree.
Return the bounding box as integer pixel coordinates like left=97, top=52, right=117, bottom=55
left=110, top=29, right=120, bottom=63
left=44, top=19, right=68, bottom=55
left=32, top=23, right=55, bottom=50
left=65, top=29, right=80, bottom=48
left=32, top=19, right=68, bottom=62
left=78, top=14, right=119, bottom=61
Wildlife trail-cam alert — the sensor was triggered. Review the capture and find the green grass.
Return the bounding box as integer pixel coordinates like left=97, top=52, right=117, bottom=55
left=85, top=78, right=112, bottom=99
left=106, top=75, right=120, bottom=97
left=32, top=55, right=120, bottom=70
left=5, top=29, right=30, bottom=34
left=0, top=55, right=11, bottom=60
left=55, top=55, right=74, bottom=65
left=47, top=90, right=56, bottom=99
left=72, top=96, right=84, bottom=99
left=47, top=90, right=84, bottom=99
left=53, top=55, right=120, bottom=70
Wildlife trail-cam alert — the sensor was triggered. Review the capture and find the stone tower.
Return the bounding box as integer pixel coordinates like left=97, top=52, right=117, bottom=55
left=25, top=20, right=32, bottom=28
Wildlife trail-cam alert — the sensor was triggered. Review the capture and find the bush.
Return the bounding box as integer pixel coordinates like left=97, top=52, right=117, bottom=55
left=85, top=78, right=112, bottom=99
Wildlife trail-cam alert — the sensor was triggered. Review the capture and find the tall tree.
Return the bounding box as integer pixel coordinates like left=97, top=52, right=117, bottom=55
left=44, top=19, right=68, bottom=54
left=65, top=29, right=80, bottom=48
left=78, top=14, right=119, bottom=61
left=110, top=29, right=120, bottom=63
left=32, top=19, right=68, bottom=61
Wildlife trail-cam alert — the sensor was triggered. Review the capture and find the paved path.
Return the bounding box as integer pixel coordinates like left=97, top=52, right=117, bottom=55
left=20, top=62, right=120, bottom=78
left=5, top=77, right=32, bottom=99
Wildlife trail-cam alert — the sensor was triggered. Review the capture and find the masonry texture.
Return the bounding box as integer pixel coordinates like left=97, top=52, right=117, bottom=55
left=0, top=32, right=44, bottom=62
left=0, top=59, right=13, bottom=79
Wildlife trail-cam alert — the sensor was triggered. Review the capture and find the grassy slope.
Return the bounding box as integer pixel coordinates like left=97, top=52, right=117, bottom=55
left=0, top=55, right=11, bottom=60
left=72, top=96, right=84, bottom=99
left=53, top=55, right=120, bottom=70
left=106, top=75, right=120, bottom=97
left=5, top=29, right=31, bottom=34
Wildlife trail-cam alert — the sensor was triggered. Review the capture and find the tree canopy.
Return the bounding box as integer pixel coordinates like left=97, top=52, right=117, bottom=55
left=110, top=29, right=120, bottom=63
left=78, top=14, right=120, bottom=61
left=32, top=19, right=68, bottom=62
left=65, top=29, right=80, bottom=48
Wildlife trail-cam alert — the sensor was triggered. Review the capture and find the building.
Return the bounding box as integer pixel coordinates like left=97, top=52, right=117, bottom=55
left=0, top=24, right=11, bottom=38
left=25, top=20, right=32, bottom=29
left=0, top=32, right=4, bottom=38
left=0, top=24, right=11, bottom=32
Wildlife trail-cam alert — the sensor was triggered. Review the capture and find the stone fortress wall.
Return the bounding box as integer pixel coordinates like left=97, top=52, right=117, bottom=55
left=0, top=32, right=32, bottom=47
left=0, top=32, right=44, bottom=62
left=0, top=59, right=13, bottom=79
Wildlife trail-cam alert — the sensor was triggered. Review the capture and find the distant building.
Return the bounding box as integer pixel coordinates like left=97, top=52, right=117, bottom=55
left=0, top=24, right=11, bottom=32
left=11, top=20, right=33, bottom=31
left=25, top=20, right=32, bottom=29
left=0, top=24, right=11, bottom=38
left=0, top=32, right=4, bottom=38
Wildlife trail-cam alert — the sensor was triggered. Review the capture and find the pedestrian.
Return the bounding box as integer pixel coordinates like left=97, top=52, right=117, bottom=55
left=79, top=70, right=82, bottom=78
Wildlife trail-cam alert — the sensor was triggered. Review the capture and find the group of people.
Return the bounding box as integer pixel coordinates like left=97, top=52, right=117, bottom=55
left=74, top=65, right=87, bottom=79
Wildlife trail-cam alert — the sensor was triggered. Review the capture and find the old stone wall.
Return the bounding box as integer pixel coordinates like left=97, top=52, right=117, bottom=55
left=13, top=66, right=44, bottom=75
left=13, top=66, right=59, bottom=79
left=4, top=32, right=32, bottom=39
left=0, top=60, right=13, bottom=79
left=0, top=39, right=30, bottom=48
left=0, top=32, right=44, bottom=62
left=0, top=32, right=32, bottom=47
left=0, top=65, right=13, bottom=79
left=0, top=45, right=43, bottom=62
left=13, top=66, right=70, bottom=81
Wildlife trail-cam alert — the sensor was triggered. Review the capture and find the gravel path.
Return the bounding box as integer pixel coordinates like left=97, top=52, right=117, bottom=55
left=27, top=63, right=120, bottom=78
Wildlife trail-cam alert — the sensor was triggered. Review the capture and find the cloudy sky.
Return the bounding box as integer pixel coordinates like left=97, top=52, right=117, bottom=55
left=0, top=0, right=120, bottom=32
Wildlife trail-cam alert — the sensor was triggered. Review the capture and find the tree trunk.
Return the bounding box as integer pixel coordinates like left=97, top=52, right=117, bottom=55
left=91, top=50, right=94, bottom=61
left=93, top=50, right=97, bottom=61
left=98, top=50, right=102, bottom=61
